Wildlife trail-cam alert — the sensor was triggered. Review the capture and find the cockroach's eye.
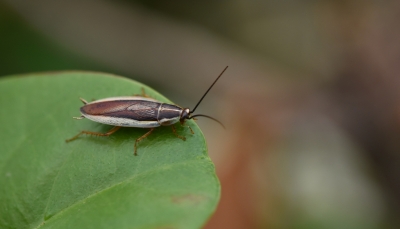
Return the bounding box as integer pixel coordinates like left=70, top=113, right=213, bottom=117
left=180, top=108, right=190, bottom=121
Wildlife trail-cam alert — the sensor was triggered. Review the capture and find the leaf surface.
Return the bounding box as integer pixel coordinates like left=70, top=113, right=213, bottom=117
left=0, top=72, right=220, bottom=229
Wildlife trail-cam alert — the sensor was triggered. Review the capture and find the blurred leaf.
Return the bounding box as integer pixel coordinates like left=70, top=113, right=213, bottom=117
left=0, top=72, right=220, bottom=229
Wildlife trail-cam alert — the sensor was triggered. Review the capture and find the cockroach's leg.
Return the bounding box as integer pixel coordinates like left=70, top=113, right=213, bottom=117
left=180, top=122, right=194, bottom=134
left=141, top=88, right=147, bottom=97
left=186, top=125, right=194, bottom=134
left=171, top=125, right=186, bottom=141
left=66, top=126, right=121, bottom=143
left=133, top=88, right=153, bottom=98
left=134, top=128, right=155, bottom=156
left=79, top=98, right=88, bottom=104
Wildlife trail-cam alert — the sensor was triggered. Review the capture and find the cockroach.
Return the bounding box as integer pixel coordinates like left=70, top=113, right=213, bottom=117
left=66, top=66, right=227, bottom=155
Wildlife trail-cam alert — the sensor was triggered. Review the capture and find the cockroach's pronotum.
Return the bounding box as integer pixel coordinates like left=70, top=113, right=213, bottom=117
left=66, top=66, right=228, bottom=155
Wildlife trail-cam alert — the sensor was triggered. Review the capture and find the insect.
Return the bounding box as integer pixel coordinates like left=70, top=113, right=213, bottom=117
left=66, top=66, right=228, bottom=155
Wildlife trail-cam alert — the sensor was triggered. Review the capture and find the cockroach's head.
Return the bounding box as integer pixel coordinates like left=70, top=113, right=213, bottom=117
left=180, top=108, right=191, bottom=124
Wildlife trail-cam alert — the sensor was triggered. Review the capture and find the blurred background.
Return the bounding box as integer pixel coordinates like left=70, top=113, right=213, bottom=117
left=1, top=0, right=399, bottom=228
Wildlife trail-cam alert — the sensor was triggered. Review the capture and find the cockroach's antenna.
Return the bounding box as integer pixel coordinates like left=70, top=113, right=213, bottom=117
left=190, top=66, right=228, bottom=114
left=190, top=114, right=225, bottom=129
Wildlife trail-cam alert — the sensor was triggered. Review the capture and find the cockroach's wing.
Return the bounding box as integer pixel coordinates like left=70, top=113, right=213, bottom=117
left=125, top=101, right=160, bottom=121
left=81, top=100, right=160, bottom=120
left=80, top=99, right=162, bottom=127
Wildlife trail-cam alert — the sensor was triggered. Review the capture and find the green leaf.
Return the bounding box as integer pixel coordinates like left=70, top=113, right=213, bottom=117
left=0, top=72, right=220, bottom=229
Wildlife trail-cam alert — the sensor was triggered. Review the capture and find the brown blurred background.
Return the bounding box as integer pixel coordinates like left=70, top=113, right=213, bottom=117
left=1, top=0, right=399, bottom=228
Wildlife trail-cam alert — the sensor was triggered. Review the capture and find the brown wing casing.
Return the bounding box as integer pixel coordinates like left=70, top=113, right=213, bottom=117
left=81, top=100, right=161, bottom=121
